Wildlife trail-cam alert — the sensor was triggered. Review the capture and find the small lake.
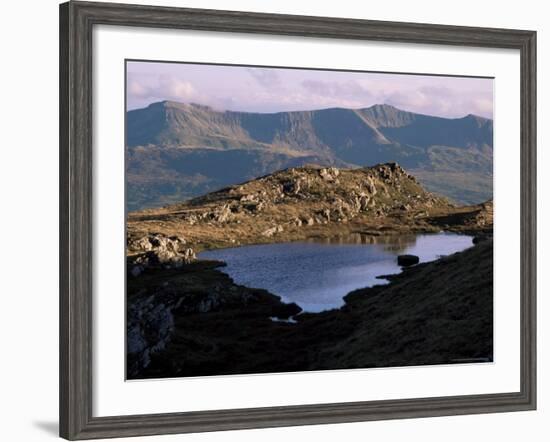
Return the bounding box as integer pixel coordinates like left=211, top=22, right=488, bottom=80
left=198, top=232, right=473, bottom=313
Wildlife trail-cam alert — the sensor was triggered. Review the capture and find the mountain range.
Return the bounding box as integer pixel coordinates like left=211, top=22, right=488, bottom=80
left=126, top=100, right=493, bottom=211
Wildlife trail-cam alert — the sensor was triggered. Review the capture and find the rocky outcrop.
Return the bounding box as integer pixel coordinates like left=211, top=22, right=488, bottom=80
left=127, top=260, right=303, bottom=378
left=126, top=164, right=492, bottom=255
left=127, top=233, right=196, bottom=276
left=319, top=167, right=340, bottom=182
left=262, top=225, right=284, bottom=237
left=127, top=294, right=175, bottom=377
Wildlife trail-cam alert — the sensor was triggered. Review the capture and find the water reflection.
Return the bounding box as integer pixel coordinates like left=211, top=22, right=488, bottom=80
left=199, top=233, right=473, bottom=313
left=304, top=233, right=418, bottom=253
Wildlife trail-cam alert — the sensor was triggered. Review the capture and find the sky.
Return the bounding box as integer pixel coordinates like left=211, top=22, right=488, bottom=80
left=127, top=61, right=494, bottom=119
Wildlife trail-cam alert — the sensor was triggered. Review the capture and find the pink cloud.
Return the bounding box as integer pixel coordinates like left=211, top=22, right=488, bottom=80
left=127, top=61, right=493, bottom=119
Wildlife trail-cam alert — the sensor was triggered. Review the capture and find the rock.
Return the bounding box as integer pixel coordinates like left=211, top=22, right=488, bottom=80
left=129, top=233, right=185, bottom=253
left=244, top=201, right=264, bottom=212
left=271, top=302, right=302, bottom=319
left=127, top=324, right=147, bottom=354
left=262, top=225, right=283, bottom=237
left=213, top=204, right=232, bottom=223
left=182, top=248, right=196, bottom=261
left=197, top=294, right=222, bottom=313
left=359, top=195, right=370, bottom=211
left=305, top=217, right=315, bottom=226
left=127, top=233, right=196, bottom=272
left=397, top=254, right=420, bottom=267
left=131, top=236, right=153, bottom=251
left=319, top=167, right=339, bottom=181
left=282, top=179, right=301, bottom=195
left=127, top=294, right=176, bottom=377
left=364, top=177, right=377, bottom=196
left=240, top=194, right=257, bottom=203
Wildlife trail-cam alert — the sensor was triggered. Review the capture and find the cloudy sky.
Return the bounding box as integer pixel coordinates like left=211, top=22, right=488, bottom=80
left=127, top=61, right=493, bottom=119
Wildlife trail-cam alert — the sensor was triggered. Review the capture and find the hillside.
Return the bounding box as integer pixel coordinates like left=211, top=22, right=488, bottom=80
left=126, top=101, right=493, bottom=210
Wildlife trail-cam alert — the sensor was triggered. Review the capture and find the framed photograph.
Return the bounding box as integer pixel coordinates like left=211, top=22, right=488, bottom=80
left=59, top=1, right=536, bottom=439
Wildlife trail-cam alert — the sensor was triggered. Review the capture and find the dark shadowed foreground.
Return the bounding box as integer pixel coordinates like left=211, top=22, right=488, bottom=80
left=128, top=239, right=492, bottom=379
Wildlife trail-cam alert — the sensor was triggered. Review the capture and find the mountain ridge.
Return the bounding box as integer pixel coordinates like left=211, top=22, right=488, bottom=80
left=128, top=100, right=492, bottom=149
left=142, top=100, right=490, bottom=121
left=126, top=100, right=493, bottom=210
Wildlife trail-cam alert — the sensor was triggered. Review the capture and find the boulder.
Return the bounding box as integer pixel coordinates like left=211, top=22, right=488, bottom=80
left=319, top=167, right=339, bottom=181
left=282, top=179, right=301, bottom=195
left=359, top=195, right=370, bottom=211
left=397, top=254, right=420, bottom=267
left=262, top=225, right=283, bottom=237
left=127, top=233, right=196, bottom=273
left=364, top=177, right=377, bottom=196
left=240, top=194, right=257, bottom=203
left=271, top=302, right=302, bottom=319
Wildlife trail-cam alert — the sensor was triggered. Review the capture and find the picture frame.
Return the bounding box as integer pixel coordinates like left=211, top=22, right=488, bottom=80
left=59, top=1, right=537, bottom=440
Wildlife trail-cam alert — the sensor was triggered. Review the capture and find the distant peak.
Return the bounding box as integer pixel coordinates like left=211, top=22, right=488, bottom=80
left=465, top=113, right=490, bottom=121
left=362, top=104, right=413, bottom=117
left=152, top=100, right=214, bottom=112
left=368, top=103, right=399, bottom=110
left=464, top=113, right=493, bottom=125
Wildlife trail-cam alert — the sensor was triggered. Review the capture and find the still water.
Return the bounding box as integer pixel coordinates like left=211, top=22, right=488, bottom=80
left=199, top=232, right=473, bottom=313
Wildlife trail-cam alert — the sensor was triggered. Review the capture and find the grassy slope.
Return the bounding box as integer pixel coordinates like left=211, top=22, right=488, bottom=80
left=313, top=238, right=493, bottom=368
left=413, top=169, right=493, bottom=205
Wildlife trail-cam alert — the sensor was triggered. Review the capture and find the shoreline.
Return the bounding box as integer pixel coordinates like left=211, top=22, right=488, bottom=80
left=127, top=235, right=492, bottom=379
left=197, top=230, right=476, bottom=314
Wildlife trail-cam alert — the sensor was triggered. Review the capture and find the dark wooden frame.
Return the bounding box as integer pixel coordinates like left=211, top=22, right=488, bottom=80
left=59, top=1, right=537, bottom=439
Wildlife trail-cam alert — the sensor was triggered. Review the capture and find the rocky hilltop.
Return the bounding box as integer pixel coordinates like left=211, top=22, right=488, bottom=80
left=127, top=163, right=492, bottom=269
left=127, top=101, right=493, bottom=210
